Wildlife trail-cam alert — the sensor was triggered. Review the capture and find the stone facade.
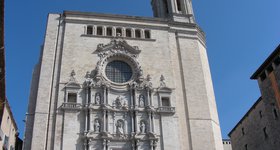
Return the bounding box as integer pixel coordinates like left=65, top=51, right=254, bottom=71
left=0, top=100, right=18, bottom=150
left=23, top=1, right=224, bottom=150
left=229, top=45, right=280, bottom=150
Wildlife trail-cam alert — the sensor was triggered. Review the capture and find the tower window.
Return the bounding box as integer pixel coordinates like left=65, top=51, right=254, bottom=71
left=273, top=108, right=278, bottom=119
left=106, top=27, right=113, bottom=36
left=176, top=0, right=182, bottom=11
left=259, top=111, right=263, bottom=118
left=68, top=93, right=77, bottom=103
left=260, top=72, right=266, bottom=81
left=266, top=64, right=273, bottom=74
left=144, top=30, right=151, bottom=39
left=116, top=28, right=122, bottom=36
left=263, top=127, right=268, bottom=139
left=97, top=26, right=103, bottom=35
left=241, top=127, right=245, bottom=136
left=161, top=97, right=170, bottom=106
left=274, top=56, right=280, bottom=66
left=135, top=29, right=141, bottom=38
left=126, top=29, right=132, bottom=37
left=86, top=26, right=93, bottom=35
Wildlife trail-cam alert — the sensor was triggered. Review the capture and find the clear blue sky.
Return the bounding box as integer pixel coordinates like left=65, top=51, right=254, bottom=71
left=4, top=0, right=280, bottom=139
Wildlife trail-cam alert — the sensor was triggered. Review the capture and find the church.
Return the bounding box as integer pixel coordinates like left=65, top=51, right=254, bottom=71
left=23, top=0, right=224, bottom=150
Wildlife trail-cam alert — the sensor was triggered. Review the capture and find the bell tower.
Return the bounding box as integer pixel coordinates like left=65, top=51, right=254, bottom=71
left=151, top=0, right=195, bottom=23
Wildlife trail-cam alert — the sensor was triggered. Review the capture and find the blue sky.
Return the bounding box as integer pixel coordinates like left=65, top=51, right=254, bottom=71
left=4, top=0, right=280, bottom=139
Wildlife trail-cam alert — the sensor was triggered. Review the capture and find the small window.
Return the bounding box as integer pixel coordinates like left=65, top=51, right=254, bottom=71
left=106, top=27, right=113, bottom=36
left=86, top=26, right=93, bottom=35
left=163, top=0, right=169, bottom=14
left=260, top=72, right=266, bottom=81
left=273, top=108, right=278, bottom=119
left=161, top=97, right=170, bottom=106
left=135, top=29, right=141, bottom=38
left=274, top=56, right=280, bottom=66
left=263, top=127, right=268, bottom=139
left=176, top=0, right=182, bottom=11
left=97, top=26, right=103, bottom=36
left=259, top=111, right=263, bottom=118
left=245, top=144, right=248, bottom=150
left=266, top=64, right=273, bottom=74
left=68, top=93, right=77, bottom=103
left=242, top=127, right=245, bottom=135
left=116, top=28, right=122, bottom=36
left=126, top=29, right=132, bottom=37
left=144, top=30, right=151, bottom=39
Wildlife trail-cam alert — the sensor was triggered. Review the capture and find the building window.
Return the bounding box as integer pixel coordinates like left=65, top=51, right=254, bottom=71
left=97, top=26, right=103, bottom=35
left=68, top=93, right=77, bottom=103
left=161, top=97, right=170, bottom=106
left=266, top=64, right=273, bottom=74
left=135, top=29, right=141, bottom=38
left=274, top=56, right=280, bottom=66
left=263, top=127, right=268, bottom=139
left=105, top=60, right=132, bottom=83
left=86, top=26, right=93, bottom=35
left=259, top=111, right=263, bottom=118
left=273, top=108, right=278, bottom=119
left=176, top=0, right=182, bottom=11
left=260, top=72, right=266, bottom=81
left=245, top=144, right=248, bottom=150
left=144, top=30, right=151, bottom=39
left=126, top=29, right=132, bottom=37
left=242, top=127, right=245, bottom=136
left=116, top=28, right=122, bottom=36
left=106, top=27, right=113, bottom=36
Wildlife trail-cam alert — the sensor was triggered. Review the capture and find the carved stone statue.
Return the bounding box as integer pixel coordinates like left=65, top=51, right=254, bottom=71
left=116, top=120, right=124, bottom=135
left=140, top=121, right=146, bottom=134
left=94, top=119, right=101, bottom=133
left=115, top=96, right=122, bottom=108
left=139, top=95, right=145, bottom=107
left=95, top=93, right=101, bottom=104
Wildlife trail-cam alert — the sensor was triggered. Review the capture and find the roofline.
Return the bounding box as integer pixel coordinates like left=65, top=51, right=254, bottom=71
left=251, top=44, right=280, bottom=79
left=3, top=99, right=18, bottom=130
left=228, top=97, right=262, bottom=137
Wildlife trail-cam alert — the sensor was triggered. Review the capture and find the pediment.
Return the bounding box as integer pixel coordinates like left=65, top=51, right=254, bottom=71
left=157, top=86, right=173, bottom=93
left=96, top=37, right=141, bottom=54
left=65, top=81, right=81, bottom=89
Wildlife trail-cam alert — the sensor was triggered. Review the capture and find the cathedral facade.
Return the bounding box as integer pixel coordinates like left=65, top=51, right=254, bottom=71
left=24, top=1, right=224, bottom=150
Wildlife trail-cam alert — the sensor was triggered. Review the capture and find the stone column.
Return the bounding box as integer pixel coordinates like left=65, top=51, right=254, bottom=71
left=151, top=112, right=155, bottom=132
left=147, top=90, right=150, bottom=106
left=103, top=110, right=106, bottom=132
left=103, top=87, right=106, bottom=105
left=134, top=90, right=137, bottom=108
left=131, top=111, right=134, bottom=133
left=135, top=111, right=139, bottom=133
left=148, top=112, right=152, bottom=132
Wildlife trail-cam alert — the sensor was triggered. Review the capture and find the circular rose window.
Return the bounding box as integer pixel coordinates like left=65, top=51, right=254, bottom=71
left=105, top=60, right=133, bottom=83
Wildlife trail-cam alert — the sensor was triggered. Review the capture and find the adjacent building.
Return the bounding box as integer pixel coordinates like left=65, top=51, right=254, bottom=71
left=0, top=100, right=20, bottom=150
left=222, top=139, right=232, bottom=150
left=24, top=0, right=224, bottom=150
left=229, top=44, right=280, bottom=150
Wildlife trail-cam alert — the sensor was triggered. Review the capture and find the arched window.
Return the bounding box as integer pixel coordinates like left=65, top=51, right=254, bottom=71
left=176, top=0, right=182, bottom=11
left=97, top=26, right=103, bottom=35
left=116, top=27, right=122, bottom=36
left=86, top=25, right=93, bottom=35
left=106, top=27, right=113, bottom=36
left=126, top=29, right=132, bottom=37
left=144, top=30, right=151, bottom=39
left=135, top=29, right=141, bottom=38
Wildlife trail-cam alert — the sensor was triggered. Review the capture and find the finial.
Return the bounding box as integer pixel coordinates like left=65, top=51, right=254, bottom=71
left=160, top=75, right=166, bottom=87
left=70, top=70, right=76, bottom=82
